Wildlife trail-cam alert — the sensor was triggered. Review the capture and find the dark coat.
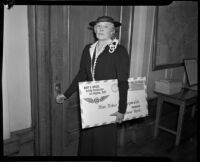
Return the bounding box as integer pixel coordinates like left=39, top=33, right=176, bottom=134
left=64, top=42, right=130, bottom=156
left=64, top=43, right=130, bottom=114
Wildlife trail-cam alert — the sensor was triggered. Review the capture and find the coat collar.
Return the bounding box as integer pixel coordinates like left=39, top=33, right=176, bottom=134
left=89, top=41, right=98, bottom=59
left=89, top=39, right=119, bottom=59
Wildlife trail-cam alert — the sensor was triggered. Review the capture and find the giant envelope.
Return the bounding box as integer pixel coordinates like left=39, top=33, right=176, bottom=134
left=79, top=77, right=148, bottom=129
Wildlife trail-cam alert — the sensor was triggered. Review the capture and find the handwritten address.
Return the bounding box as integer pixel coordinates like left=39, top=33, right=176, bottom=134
left=79, top=78, right=148, bottom=129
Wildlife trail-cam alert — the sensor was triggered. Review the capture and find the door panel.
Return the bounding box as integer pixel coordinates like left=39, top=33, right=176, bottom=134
left=120, top=6, right=134, bottom=54
left=107, top=6, right=121, bottom=21
left=106, top=6, right=122, bottom=39
left=50, top=5, right=68, bottom=155
left=35, top=6, right=51, bottom=156
left=69, top=6, right=104, bottom=80
left=64, top=6, right=105, bottom=155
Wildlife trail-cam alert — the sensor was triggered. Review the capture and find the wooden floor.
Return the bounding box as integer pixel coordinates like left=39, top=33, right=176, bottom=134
left=117, top=102, right=198, bottom=162
left=9, top=100, right=197, bottom=161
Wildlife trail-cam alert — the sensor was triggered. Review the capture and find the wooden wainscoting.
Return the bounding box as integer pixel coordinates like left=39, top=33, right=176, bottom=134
left=4, top=128, right=34, bottom=156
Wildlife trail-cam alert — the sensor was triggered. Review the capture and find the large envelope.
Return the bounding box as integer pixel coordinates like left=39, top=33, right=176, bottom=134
left=79, top=77, right=148, bottom=129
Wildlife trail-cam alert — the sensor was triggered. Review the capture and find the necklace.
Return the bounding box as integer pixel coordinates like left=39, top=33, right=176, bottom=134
left=91, top=39, right=119, bottom=81
left=91, top=43, right=107, bottom=81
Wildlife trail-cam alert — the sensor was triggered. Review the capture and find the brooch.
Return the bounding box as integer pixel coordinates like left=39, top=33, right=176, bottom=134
left=109, top=39, right=119, bottom=53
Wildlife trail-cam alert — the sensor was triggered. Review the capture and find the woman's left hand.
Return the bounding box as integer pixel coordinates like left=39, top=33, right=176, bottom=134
left=110, top=112, right=124, bottom=124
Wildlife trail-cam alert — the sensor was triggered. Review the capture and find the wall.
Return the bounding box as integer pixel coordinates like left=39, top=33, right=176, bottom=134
left=129, top=6, right=166, bottom=99
left=3, top=6, right=31, bottom=139
left=131, top=2, right=197, bottom=99
left=143, top=6, right=167, bottom=98
left=129, top=6, right=147, bottom=77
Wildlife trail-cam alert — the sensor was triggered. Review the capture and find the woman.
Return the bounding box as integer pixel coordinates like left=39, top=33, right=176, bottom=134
left=56, top=16, right=129, bottom=156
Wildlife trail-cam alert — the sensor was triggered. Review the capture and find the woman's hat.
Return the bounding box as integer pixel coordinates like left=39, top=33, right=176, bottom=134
left=89, top=16, right=121, bottom=27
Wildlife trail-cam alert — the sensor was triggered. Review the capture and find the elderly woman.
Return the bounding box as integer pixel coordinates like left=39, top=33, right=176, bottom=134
left=56, top=16, right=129, bottom=156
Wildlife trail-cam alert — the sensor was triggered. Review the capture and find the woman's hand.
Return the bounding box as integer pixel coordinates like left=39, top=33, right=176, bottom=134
left=110, top=111, right=125, bottom=124
left=56, top=94, right=67, bottom=104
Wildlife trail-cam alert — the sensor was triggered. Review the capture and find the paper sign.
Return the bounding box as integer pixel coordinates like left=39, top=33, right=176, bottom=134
left=79, top=77, right=148, bottom=129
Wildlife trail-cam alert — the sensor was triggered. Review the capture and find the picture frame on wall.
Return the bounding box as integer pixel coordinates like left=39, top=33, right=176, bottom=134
left=183, top=59, right=197, bottom=87
left=152, top=2, right=198, bottom=71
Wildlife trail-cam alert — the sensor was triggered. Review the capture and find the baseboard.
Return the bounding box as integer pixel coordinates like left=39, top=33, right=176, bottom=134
left=12, top=127, right=34, bottom=144
left=3, top=133, right=19, bottom=156
left=3, top=127, right=34, bottom=156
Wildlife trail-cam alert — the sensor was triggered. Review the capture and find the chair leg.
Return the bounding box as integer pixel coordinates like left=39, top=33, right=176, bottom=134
left=175, top=103, right=185, bottom=146
left=154, top=96, right=163, bottom=137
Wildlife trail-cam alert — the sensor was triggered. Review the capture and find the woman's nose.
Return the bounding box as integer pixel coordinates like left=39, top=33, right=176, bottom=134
left=99, top=26, right=104, bottom=31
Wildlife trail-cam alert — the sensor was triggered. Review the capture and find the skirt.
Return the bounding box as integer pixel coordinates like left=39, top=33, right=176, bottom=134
left=78, top=123, right=117, bottom=156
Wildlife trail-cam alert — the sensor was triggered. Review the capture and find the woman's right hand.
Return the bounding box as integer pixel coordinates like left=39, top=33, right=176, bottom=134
left=56, top=94, right=67, bottom=104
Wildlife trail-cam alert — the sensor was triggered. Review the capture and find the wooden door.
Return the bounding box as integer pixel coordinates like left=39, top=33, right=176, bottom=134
left=28, top=5, right=134, bottom=156
left=59, top=6, right=105, bottom=156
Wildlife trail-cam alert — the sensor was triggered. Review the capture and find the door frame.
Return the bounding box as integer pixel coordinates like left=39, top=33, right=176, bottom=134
left=27, top=6, right=42, bottom=156
left=1, top=5, right=4, bottom=146
left=28, top=6, right=52, bottom=156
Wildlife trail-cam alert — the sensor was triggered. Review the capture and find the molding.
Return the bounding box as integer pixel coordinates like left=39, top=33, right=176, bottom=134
left=3, top=134, right=19, bottom=156
left=3, top=128, right=34, bottom=156
left=11, top=128, right=34, bottom=145
left=27, top=5, right=39, bottom=156
left=28, top=6, right=52, bottom=156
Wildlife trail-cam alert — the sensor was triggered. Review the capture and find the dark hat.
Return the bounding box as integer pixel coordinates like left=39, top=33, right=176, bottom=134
left=89, top=16, right=121, bottom=27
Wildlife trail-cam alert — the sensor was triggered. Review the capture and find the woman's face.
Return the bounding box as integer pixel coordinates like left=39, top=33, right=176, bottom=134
left=94, top=22, right=115, bottom=41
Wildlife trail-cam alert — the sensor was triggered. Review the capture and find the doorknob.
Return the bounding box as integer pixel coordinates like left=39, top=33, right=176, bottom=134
left=55, top=83, right=61, bottom=95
